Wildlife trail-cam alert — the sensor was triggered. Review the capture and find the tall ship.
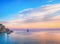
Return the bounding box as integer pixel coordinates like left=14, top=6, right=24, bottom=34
left=27, top=29, right=29, bottom=32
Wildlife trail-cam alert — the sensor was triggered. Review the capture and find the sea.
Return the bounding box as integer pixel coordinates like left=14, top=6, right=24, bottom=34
left=0, top=29, right=60, bottom=44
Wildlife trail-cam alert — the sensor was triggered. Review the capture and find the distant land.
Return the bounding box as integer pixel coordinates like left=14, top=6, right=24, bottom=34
left=10, top=28, right=60, bottom=32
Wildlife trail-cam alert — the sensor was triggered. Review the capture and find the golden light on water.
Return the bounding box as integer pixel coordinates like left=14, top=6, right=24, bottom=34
left=10, top=31, right=60, bottom=44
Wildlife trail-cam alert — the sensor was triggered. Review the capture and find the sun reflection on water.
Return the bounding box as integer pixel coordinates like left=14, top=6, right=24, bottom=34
left=0, top=31, right=60, bottom=44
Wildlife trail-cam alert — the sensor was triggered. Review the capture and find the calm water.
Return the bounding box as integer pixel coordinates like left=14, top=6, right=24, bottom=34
left=0, top=31, right=60, bottom=44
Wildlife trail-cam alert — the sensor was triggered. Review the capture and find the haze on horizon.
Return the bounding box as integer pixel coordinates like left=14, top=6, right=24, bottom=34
left=0, top=0, right=60, bottom=29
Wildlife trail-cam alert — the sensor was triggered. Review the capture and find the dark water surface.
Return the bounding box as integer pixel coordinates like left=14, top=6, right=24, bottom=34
left=0, top=31, right=60, bottom=44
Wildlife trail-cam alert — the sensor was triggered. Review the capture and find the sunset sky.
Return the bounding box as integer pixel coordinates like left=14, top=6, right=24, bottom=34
left=0, top=0, right=60, bottom=28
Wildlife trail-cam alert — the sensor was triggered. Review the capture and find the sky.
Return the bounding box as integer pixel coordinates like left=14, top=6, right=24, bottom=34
left=0, top=0, right=60, bottom=29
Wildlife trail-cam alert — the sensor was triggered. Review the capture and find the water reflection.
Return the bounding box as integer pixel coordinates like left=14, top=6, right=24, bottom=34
left=0, top=33, right=8, bottom=44
left=0, top=31, right=60, bottom=44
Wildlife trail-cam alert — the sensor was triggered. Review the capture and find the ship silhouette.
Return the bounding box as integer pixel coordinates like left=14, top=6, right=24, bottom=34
left=27, top=29, right=29, bottom=32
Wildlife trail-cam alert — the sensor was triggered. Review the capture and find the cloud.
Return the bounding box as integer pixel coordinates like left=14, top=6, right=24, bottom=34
left=19, top=8, right=33, bottom=14
left=21, top=3, right=60, bottom=23
left=5, top=4, right=60, bottom=23
left=48, top=0, right=54, bottom=2
left=1, top=3, right=60, bottom=28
